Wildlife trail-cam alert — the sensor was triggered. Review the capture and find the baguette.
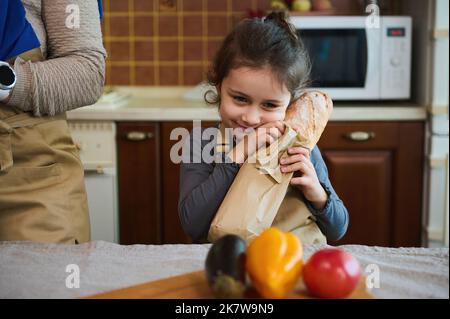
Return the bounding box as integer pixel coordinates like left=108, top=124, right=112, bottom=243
left=284, top=91, right=333, bottom=150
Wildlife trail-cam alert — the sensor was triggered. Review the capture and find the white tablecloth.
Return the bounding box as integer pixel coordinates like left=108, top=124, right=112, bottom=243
left=0, top=241, right=448, bottom=299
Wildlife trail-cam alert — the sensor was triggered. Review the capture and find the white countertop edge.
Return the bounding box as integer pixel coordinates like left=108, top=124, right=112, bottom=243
left=66, top=107, right=428, bottom=122
left=67, top=108, right=221, bottom=121
left=330, top=107, right=428, bottom=121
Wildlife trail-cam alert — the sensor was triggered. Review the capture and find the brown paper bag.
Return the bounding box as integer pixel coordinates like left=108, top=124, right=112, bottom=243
left=208, top=91, right=333, bottom=244
left=272, top=185, right=327, bottom=244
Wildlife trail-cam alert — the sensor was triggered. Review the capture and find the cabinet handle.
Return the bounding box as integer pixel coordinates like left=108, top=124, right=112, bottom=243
left=344, top=131, right=375, bottom=141
left=126, top=131, right=154, bottom=141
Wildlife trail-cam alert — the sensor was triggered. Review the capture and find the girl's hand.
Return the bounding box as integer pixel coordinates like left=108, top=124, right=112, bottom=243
left=280, top=146, right=328, bottom=211
left=227, top=121, right=285, bottom=164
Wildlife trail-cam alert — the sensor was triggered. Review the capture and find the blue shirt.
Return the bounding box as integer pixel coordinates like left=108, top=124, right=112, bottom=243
left=0, top=0, right=41, bottom=61
left=0, top=0, right=103, bottom=61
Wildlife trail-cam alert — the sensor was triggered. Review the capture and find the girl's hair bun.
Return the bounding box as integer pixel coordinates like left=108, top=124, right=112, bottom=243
left=264, top=11, right=299, bottom=41
left=205, top=9, right=311, bottom=106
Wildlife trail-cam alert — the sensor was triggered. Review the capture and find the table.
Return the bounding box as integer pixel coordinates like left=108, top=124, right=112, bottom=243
left=0, top=241, right=448, bottom=299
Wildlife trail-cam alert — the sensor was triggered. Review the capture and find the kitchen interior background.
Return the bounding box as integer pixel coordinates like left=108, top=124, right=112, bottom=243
left=102, top=0, right=402, bottom=86
left=71, top=0, right=448, bottom=248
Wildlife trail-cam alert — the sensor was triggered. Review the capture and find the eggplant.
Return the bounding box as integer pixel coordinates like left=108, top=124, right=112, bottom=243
left=205, top=234, right=247, bottom=299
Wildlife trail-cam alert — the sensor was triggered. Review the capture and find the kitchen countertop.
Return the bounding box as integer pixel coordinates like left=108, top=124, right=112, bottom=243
left=66, top=86, right=428, bottom=122
left=0, top=241, right=448, bottom=299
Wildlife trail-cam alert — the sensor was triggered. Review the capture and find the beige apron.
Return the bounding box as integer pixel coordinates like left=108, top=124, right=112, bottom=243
left=0, top=50, right=90, bottom=244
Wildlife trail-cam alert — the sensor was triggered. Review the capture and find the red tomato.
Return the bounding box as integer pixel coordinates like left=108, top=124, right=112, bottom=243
left=303, top=248, right=361, bottom=298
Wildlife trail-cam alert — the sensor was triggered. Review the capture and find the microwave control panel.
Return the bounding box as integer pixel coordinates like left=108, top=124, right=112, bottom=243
left=380, top=17, right=412, bottom=99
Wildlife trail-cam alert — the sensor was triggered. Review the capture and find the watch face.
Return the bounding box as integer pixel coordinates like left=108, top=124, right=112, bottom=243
left=0, top=64, right=16, bottom=89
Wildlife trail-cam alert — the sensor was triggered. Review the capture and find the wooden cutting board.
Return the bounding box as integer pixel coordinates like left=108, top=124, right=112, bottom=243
left=86, top=271, right=374, bottom=299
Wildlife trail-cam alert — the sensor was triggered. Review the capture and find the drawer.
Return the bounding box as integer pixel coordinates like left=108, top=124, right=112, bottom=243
left=117, top=122, right=158, bottom=141
left=318, top=122, right=401, bottom=150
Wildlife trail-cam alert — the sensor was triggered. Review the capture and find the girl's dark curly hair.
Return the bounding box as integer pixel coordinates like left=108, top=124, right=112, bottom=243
left=205, top=11, right=311, bottom=106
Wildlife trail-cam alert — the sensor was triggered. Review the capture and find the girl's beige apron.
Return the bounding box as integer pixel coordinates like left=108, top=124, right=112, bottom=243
left=0, top=103, right=90, bottom=244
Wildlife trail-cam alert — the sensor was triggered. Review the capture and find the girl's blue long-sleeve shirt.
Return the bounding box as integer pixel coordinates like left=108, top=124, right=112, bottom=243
left=178, top=125, right=349, bottom=243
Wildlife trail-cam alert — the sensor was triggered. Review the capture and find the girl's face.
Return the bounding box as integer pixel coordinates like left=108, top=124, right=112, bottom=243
left=217, top=66, right=291, bottom=133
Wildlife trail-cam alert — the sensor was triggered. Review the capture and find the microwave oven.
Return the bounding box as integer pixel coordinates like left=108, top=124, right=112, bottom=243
left=289, top=16, right=412, bottom=100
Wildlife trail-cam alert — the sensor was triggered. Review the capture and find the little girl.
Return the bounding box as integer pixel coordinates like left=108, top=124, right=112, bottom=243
left=178, top=12, right=348, bottom=243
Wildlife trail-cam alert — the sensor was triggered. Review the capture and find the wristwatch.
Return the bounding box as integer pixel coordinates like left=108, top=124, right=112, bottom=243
left=0, top=61, right=17, bottom=101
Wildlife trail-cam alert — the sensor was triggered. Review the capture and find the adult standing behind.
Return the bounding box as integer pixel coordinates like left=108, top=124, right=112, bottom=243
left=0, top=0, right=106, bottom=244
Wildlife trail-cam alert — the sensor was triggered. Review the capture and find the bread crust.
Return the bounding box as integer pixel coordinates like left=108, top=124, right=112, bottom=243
left=284, top=91, right=333, bottom=149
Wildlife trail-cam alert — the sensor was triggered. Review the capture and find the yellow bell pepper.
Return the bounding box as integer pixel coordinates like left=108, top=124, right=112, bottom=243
left=246, top=227, right=304, bottom=298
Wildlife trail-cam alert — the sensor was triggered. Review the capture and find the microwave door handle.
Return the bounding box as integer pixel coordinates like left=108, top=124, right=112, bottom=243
left=365, top=27, right=381, bottom=99
left=362, top=30, right=369, bottom=87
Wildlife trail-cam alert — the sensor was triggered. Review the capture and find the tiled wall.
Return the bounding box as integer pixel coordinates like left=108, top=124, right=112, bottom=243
left=103, top=0, right=271, bottom=86
left=102, top=0, right=400, bottom=86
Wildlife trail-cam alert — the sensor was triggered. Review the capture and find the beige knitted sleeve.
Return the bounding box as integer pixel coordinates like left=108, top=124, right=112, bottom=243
left=6, top=0, right=107, bottom=116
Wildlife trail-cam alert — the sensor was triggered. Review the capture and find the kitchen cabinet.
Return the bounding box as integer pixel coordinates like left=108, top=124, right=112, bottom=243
left=118, top=121, right=217, bottom=245
left=317, top=122, right=424, bottom=247
left=160, top=122, right=192, bottom=244
left=160, top=121, right=217, bottom=244
left=117, top=122, right=161, bottom=244
left=118, top=121, right=424, bottom=247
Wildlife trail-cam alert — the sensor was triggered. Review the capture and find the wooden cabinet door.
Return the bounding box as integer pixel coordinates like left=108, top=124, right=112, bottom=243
left=161, top=121, right=219, bottom=244
left=321, top=150, right=393, bottom=246
left=117, top=122, right=161, bottom=244
left=317, top=122, right=424, bottom=247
